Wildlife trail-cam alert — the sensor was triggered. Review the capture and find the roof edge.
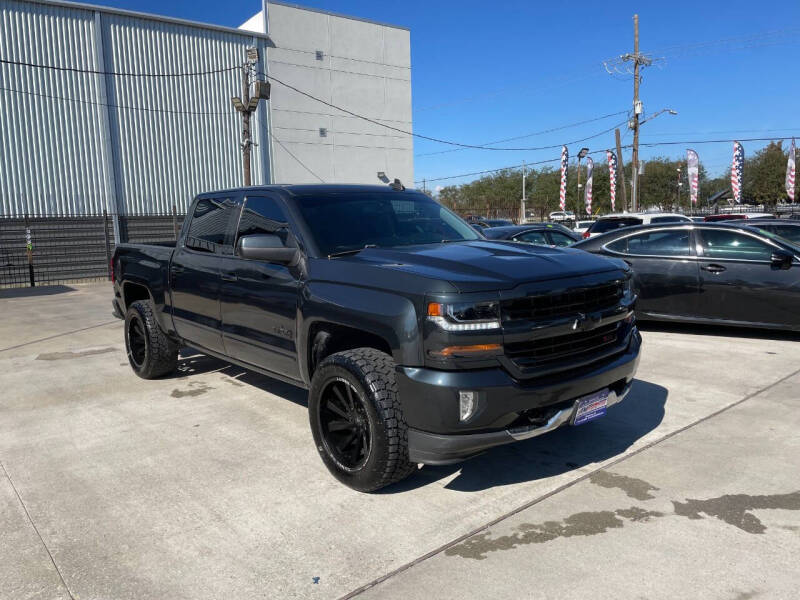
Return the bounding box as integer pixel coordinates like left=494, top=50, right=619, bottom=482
left=267, top=1, right=410, bottom=31
left=19, top=0, right=272, bottom=40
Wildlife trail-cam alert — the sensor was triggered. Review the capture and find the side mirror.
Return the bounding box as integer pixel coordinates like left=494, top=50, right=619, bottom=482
left=770, top=250, right=793, bottom=270
left=237, top=234, right=299, bottom=266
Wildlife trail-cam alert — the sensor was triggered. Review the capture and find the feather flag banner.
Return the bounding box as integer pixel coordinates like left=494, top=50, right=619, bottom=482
left=606, top=150, right=617, bottom=212
left=687, top=149, right=699, bottom=205
left=731, top=141, right=744, bottom=204
left=559, top=146, right=568, bottom=211
left=584, top=157, right=594, bottom=215
left=787, top=138, right=796, bottom=202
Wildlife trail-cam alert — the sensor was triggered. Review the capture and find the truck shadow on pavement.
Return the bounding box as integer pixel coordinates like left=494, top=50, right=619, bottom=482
left=170, top=348, right=309, bottom=407
left=387, top=379, right=668, bottom=494
left=169, top=350, right=667, bottom=494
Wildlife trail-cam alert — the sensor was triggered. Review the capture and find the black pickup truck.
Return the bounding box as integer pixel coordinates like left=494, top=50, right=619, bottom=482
left=112, top=184, right=641, bottom=491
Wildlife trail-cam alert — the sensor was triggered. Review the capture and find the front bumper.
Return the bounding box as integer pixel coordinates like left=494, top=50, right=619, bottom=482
left=399, top=328, right=641, bottom=465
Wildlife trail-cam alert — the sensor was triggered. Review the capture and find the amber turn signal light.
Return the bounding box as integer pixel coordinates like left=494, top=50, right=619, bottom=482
left=429, top=343, right=501, bottom=358
left=427, top=302, right=444, bottom=317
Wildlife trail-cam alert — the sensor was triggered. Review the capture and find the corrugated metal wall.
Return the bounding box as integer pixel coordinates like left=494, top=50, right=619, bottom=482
left=0, top=0, right=269, bottom=217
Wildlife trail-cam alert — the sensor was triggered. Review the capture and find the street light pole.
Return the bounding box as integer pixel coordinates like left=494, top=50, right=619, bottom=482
left=521, top=160, right=526, bottom=224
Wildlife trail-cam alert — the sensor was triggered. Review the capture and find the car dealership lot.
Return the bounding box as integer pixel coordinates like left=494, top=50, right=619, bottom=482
left=1, top=283, right=799, bottom=599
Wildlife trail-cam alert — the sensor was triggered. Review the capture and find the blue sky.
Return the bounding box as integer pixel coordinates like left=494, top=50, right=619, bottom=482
left=95, top=0, right=800, bottom=187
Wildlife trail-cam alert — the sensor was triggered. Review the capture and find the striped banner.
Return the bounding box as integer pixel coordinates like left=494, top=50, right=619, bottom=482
left=606, top=150, right=617, bottom=212
left=731, top=141, right=744, bottom=204
left=787, top=138, right=796, bottom=202
left=687, top=149, right=699, bottom=205
left=584, top=157, right=594, bottom=215
left=559, top=145, right=568, bottom=211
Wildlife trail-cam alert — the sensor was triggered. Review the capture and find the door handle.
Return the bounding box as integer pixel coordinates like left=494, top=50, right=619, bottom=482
left=702, top=264, right=726, bottom=273
left=221, top=274, right=238, bottom=282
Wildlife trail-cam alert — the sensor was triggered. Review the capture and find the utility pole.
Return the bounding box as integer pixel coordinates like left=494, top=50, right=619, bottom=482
left=615, top=128, right=628, bottom=212
left=521, top=160, right=526, bottom=224
left=232, top=47, right=271, bottom=186
left=622, top=14, right=651, bottom=212
left=241, top=63, right=252, bottom=186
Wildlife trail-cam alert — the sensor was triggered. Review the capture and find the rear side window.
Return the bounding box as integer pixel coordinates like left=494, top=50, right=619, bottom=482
left=590, top=217, right=643, bottom=234
left=548, top=231, right=576, bottom=247
left=186, top=198, right=235, bottom=252
left=700, top=229, right=773, bottom=261
left=607, top=230, right=691, bottom=256
left=765, top=225, right=800, bottom=244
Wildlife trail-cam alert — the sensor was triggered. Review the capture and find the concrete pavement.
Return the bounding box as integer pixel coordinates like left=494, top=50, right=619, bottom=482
left=1, top=282, right=798, bottom=599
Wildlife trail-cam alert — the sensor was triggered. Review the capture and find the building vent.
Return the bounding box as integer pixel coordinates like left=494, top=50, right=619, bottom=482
left=319, top=127, right=327, bottom=137
left=315, top=50, right=324, bottom=60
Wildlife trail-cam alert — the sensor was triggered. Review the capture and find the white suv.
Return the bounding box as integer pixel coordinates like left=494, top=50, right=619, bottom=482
left=582, top=213, right=692, bottom=238
left=549, top=210, right=575, bottom=223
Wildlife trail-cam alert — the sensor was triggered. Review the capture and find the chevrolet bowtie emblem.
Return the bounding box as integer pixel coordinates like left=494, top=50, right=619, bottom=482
left=572, top=313, right=586, bottom=330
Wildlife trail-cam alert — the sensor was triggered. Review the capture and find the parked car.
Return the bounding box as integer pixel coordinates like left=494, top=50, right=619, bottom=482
left=746, top=219, right=800, bottom=244
left=112, top=184, right=640, bottom=492
left=482, top=224, right=581, bottom=246
left=549, top=210, right=575, bottom=223
left=474, top=218, right=514, bottom=228
left=574, top=220, right=596, bottom=234
left=574, top=222, right=800, bottom=330
left=703, top=213, right=772, bottom=222
left=582, top=213, right=692, bottom=239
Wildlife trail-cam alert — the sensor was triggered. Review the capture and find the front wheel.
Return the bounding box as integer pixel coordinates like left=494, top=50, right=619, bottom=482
left=309, top=348, right=416, bottom=492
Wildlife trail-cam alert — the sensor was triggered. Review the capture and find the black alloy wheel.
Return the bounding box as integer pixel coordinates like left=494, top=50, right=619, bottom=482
left=127, top=314, right=147, bottom=369
left=318, top=378, right=372, bottom=471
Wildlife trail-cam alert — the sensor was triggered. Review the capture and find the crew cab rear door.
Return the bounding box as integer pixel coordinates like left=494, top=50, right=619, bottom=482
left=170, top=196, right=238, bottom=353
left=219, top=194, right=302, bottom=381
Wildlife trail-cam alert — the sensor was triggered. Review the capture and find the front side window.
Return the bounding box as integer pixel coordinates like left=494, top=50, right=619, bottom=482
left=548, top=231, right=576, bottom=247
left=700, top=229, right=773, bottom=261
left=607, top=230, right=691, bottom=256
left=237, top=196, right=291, bottom=246
left=514, top=230, right=549, bottom=245
left=764, top=225, right=800, bottom=244
left=186, top=198, right=234, bottom=251
left=296, top=192, right=479, bottom=256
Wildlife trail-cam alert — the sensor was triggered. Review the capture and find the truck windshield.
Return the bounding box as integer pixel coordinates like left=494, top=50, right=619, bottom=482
left=296, top=192, right=480, bottom=256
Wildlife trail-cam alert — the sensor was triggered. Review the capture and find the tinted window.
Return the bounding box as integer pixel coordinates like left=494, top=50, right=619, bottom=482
left=514, top=230, right=548, bottom=245
left=700, top=229, right=773, bottom=260
left=549, top=231, right=576, bottom=247
left=237, top=197, right=290, bottom=245
left=187, top=198, right=234, bottom=251
left=763, top=225, right=800, bottom=244
left=607, top=230, right=691, bottom=256
left=296, top=192, right=479, bottom=256
left=590, top=217, right=643, bottom=233
left=650, top=216, right=689, bottom=224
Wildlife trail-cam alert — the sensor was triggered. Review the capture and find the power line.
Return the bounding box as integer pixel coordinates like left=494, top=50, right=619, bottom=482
left=269, top=132, right=326, bottom=183
left=0, top=57, right=237, bottom=77
left=417, top=135, right=800, bottom=185
left=0, top=85, right=233, bottom=116
left=416, top=110, right=630, bottom=157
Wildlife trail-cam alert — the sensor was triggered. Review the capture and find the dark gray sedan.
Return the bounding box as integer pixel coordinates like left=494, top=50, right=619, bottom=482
left=573, top=222, right=800, bottom=331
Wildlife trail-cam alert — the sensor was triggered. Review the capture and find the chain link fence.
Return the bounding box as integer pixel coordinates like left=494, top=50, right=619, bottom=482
left=0, top=211, right=184, bottom=288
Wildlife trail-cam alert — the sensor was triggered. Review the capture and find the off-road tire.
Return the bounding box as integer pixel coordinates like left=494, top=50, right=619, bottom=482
left=309, top=348, right=417, bottom=492
left=125, top=300, right=179, bottom=379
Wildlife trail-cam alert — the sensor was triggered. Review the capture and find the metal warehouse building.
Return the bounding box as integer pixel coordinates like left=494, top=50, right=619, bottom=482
left=0, top=0, right=412, bottom=285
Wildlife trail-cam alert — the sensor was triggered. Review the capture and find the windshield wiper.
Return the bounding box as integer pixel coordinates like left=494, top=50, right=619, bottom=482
left=327, top=244, right=377, bottom=258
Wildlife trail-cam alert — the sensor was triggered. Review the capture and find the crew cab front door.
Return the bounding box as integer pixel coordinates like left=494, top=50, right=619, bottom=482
left=220, top=195, right=302, bottom=381
left=170, top=196, right=237, bottom=353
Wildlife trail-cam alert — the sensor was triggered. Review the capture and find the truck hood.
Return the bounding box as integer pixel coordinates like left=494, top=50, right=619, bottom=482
left=313, top=240, right=624, bottom=293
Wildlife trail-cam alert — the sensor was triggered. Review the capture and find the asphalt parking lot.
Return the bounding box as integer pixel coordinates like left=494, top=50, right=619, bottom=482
left=2, top=283, right=799, bottom=599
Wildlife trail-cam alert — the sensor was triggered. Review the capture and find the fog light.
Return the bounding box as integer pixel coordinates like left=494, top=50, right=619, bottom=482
left=459, top=391, right=476, bottom=422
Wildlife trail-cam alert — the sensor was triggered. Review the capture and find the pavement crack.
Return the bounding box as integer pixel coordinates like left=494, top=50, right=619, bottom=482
left=0, top=320, right=118, bottom=353
left=0, top=460, right=76, bottom=600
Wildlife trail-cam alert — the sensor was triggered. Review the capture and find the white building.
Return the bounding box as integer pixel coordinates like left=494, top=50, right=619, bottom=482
left=0, top=0, right=413, bottom=221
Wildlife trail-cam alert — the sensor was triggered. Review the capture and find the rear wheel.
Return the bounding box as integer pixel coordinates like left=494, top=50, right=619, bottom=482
left=309, top=348, right=416, bottom=492
left=124, top=300, right=178, bottom=379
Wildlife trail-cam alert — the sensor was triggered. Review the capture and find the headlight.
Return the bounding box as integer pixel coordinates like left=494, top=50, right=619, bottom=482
left=427, top=301, right=501, bottom=331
